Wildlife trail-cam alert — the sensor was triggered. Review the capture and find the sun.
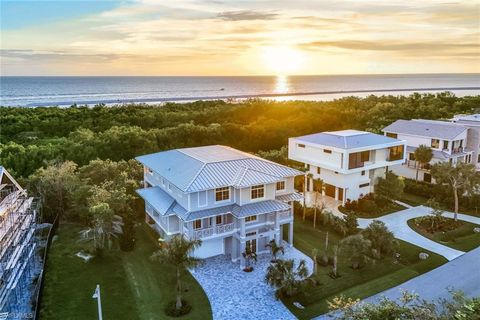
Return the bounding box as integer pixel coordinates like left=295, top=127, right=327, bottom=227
left=261, top=46, right=304, bottom=75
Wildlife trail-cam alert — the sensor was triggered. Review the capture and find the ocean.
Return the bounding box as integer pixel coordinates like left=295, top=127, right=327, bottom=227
left=0, top=74, right=479, bottom=107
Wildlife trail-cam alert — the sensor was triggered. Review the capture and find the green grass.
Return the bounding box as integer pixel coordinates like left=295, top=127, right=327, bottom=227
left=283, top=218, right=447, bottom=319
left=400, top=192, right=480, bottom=218
left=407, top=218, right=480, bottom=252
left=40, top=222, right=212, bottom=320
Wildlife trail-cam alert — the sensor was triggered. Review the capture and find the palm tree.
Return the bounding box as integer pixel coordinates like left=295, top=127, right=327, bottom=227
left=332, top=244, right=339, bottom=278
left=413, top=145, right=433, bottom=181
left=265, top=239, right=284, bottom=262
left=340, top=234, right=371, bottom=269
left=151, top=235, right=202, bottom=309
left=265, top=259, right=310, bottom=299
left=312, top=248, right=318, bottom=275
left=310, top=175, right=324, bottom=228
left=242, top=246, right=258, bottom=271
left=322, top=231, right=329, bottom=265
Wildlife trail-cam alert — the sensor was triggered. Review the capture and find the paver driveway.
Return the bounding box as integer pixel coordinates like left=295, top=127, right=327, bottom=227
left=190, top=246, right=313, bottom=320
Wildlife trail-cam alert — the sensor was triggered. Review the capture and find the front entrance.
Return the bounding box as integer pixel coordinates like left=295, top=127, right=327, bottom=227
left=338, top=187, right=344, bottom=201
left=325, top=183, right=336, bottom=198
left=246, top=238, right=257, bottom=253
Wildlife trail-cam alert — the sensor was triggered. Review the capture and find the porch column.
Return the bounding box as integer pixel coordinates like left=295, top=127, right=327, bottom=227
left=240, top=218, right=246, bottom=237
left=274, top=213, right=280, bottom=244
left=288, top=222, right=294, bottom=247
left=239, top=240, right=246, bottom=269
left=334, top=187, right=339, bottom=201
left=231, top=237, right=238, bottom=262
left=212, top=216, right=217, bottom=234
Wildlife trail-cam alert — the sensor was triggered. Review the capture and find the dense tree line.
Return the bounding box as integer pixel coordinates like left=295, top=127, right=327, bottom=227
left=1, top=92, right=479, bottom=178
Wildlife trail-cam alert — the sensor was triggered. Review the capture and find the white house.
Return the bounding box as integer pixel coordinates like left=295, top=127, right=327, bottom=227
left=136, top=145, right=303, bottom=269
left=451, top=114, right=480, bottom=170
left=288, top=130, right=406, bottom=204
left=0, top=167, right=40, bottom=315
left=383, top=119, right=473, bottom=182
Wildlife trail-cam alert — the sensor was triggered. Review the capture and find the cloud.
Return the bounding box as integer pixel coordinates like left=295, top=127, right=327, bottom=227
left=216, top=10, right=278, bottom=21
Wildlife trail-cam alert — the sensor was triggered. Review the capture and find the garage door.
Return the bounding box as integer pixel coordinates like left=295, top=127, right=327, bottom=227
left=325, top=184, right=336, bottom=198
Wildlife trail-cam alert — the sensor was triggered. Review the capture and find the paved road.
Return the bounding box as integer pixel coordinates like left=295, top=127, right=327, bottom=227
left=315, top=246, right=480, bottom=319
left=356, top=206, right=480, bottom=261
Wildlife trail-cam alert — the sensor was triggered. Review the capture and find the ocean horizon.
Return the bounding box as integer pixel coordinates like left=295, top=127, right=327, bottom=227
left=1, top=73, right=479, bottom=107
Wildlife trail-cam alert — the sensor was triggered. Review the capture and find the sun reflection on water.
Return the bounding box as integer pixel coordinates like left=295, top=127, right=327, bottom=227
left=274, top=75, right=289, bottom=94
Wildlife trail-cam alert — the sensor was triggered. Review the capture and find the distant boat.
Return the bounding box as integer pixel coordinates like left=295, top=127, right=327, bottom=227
left=220, top=88, right=225, bottom=91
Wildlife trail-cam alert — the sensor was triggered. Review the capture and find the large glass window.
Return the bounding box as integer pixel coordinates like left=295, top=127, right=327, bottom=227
left=348, top=151, right=370, bottom=169
left=251, top=185, right=265, bottom=199
left=389, top=145, right=404, bottom=161
left=245, top=215, right=257, bottom=223
left=193, top=219, right=202, bottom=229
left=431, top=139, right=440, bottom=148
left=215, top=187, right=230, bottom=202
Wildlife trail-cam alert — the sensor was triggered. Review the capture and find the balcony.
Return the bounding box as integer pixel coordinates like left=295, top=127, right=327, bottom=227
left=184, top=222, right=236, bottom=239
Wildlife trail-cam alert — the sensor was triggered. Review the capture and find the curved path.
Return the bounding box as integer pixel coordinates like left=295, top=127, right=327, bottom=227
left=357, top=206, right=480, bottom=261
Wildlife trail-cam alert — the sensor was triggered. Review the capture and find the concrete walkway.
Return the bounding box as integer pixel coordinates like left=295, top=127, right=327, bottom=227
left=315, top=246, right=480, bottom=320
left=190, top=245, right=313, bottom=320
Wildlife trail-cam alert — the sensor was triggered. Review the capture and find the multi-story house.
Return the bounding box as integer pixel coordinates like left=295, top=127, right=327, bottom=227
left=383, top=119, right=473, bottom=182
left=136, top=145, right=303, bottom=269
left=0, top=167, right=40, bottom=315
left=288, top=130, right=406, bottom=204
left=451, top=114, right=480, bottom=169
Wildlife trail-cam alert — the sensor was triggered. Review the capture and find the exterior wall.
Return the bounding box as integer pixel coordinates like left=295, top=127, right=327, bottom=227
left=289, top=139, right=344, bottom=170
left=193, top=237, right=225, bottom=258
left=144, top=170, right=189, bottom=209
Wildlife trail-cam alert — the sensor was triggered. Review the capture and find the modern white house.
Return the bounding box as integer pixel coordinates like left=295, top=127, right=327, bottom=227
left=0, top=167, right=40, bottom=315
left=451, top=114, right=480, bottom=170
left=288, top=130, right=406, bottom=204
left=136, top=145, right=303, bottom=268
left=383, top=119, right=474, bottom=182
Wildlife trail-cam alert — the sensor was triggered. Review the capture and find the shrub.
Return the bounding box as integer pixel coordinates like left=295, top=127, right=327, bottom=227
left=358, top=199, right=378, bottom=214
left=362, top=221, right=398, bottom=257
left=343, top=213, right=359, bottom=235
left=164, top=300, right=192, bottom=317
left=403, top=178, right=434, bottom=198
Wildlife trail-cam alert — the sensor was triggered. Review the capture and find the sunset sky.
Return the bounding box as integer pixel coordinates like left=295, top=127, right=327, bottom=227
left=1, top=0, right=479, bottom=76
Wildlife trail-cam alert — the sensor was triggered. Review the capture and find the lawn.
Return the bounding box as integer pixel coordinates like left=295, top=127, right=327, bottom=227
left=283, top=218, right=447, bottom=319
left=407, top=218, right=480, bottom=252
left=39, top=222, right=212, bottom=320
left=400, top=192, right=480, bottom=218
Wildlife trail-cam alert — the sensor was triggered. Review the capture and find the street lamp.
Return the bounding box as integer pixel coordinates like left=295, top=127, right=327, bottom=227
left=92, top=284, right=103, bottom=320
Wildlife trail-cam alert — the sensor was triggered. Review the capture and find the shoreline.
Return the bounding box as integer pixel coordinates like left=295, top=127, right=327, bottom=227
left=6, top=86, right=480, bottom=107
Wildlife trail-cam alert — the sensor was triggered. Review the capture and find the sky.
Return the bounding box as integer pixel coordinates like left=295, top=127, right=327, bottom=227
left=1, top=0, right=479, bottom=76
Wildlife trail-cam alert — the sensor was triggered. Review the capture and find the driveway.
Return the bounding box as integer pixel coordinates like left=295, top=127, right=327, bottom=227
left=190, top=245, right=313, bottom=320
left=354, top=206, right=480, bottom=261
left=315, top=246, right=480, bottom=320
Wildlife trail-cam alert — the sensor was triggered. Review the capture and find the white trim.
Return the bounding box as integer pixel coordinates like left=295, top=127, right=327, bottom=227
left=250, top=184, right=266, bottom=201
left=275, top=180, right=286, bottom=193
left=214, top=186, right=231, bottom=203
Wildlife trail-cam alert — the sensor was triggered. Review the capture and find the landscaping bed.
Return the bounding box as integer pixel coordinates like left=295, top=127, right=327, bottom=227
left=282, top=218, right=447, bottom=319
left=407, top=218, right=480, bottom=252
left=338, top=193, right=406, bottom=218
left=40, top=222, right=212, bottom=320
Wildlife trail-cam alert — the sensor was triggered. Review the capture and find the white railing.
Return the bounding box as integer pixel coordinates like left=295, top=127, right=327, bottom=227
left=187, top=222, right=235, bottom=239
left=279, top=211, right=292, bottom=220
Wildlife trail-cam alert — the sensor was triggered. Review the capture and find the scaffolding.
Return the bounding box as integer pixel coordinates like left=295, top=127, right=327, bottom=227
left=0, top=167, right=40, bottom=315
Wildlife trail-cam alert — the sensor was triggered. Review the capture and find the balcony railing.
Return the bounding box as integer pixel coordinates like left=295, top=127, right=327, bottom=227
left=185, top=222, right=236, bottom=239
left=406, top=160, right=430, bottom=171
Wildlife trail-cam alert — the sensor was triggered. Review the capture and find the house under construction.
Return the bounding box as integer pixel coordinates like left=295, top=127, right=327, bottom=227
left=0, top=167, right=40, bottom=315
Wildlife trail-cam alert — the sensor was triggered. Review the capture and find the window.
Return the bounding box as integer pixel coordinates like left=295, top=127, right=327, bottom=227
left=324, top=149, right=332, bottom=154
left=276, top=181, right=285, bottom=191
left=251, top=185, right=265, bottom=199
left=306, top=164, right=310, bottom=170
left=423, top=173, right=432, bottom=183
left=298, top=143, right=305, bottom=148
left=317, top=167, right=321, bottom=174
left=348, top=151, right=370, bottom=169
left=431, top=139, right=440, bottom=149
left=216, top=215, right=223, bottom=225
left=193, top=219, right=202, bottom=229
left=361, top=170, right=365, bottom=176
left=215, top=187, right=230, bottom=202
left=245, top=215, right=257, bottom=223
left=246, top=231, right=257, bottom=237
left=386, top=132, right=398, bottom=139
left=388, top=145, right=404, bottom=161
left=409, top=153, right=415, bottom=161
left=359, top=182, right=370, bottom=188
left=443, top=140, right=449, bottom=150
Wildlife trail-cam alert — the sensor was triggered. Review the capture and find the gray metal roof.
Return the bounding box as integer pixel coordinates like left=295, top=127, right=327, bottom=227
left=383, top=119, right=467, bottom=140
left=275, top=192, right=303, bottom=202
left=294, top=130, right=401, bottom=150
left=185, top=200, right=290, bottom=221
left=136, top=145, right=302, bottom=192
left=136, top=187, right=176, bottom=215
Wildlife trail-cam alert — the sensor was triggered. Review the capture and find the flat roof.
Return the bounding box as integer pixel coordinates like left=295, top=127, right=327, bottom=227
left=293, top=130, right=402, bottom=150
left=383, top=119, right=467, bottom=140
